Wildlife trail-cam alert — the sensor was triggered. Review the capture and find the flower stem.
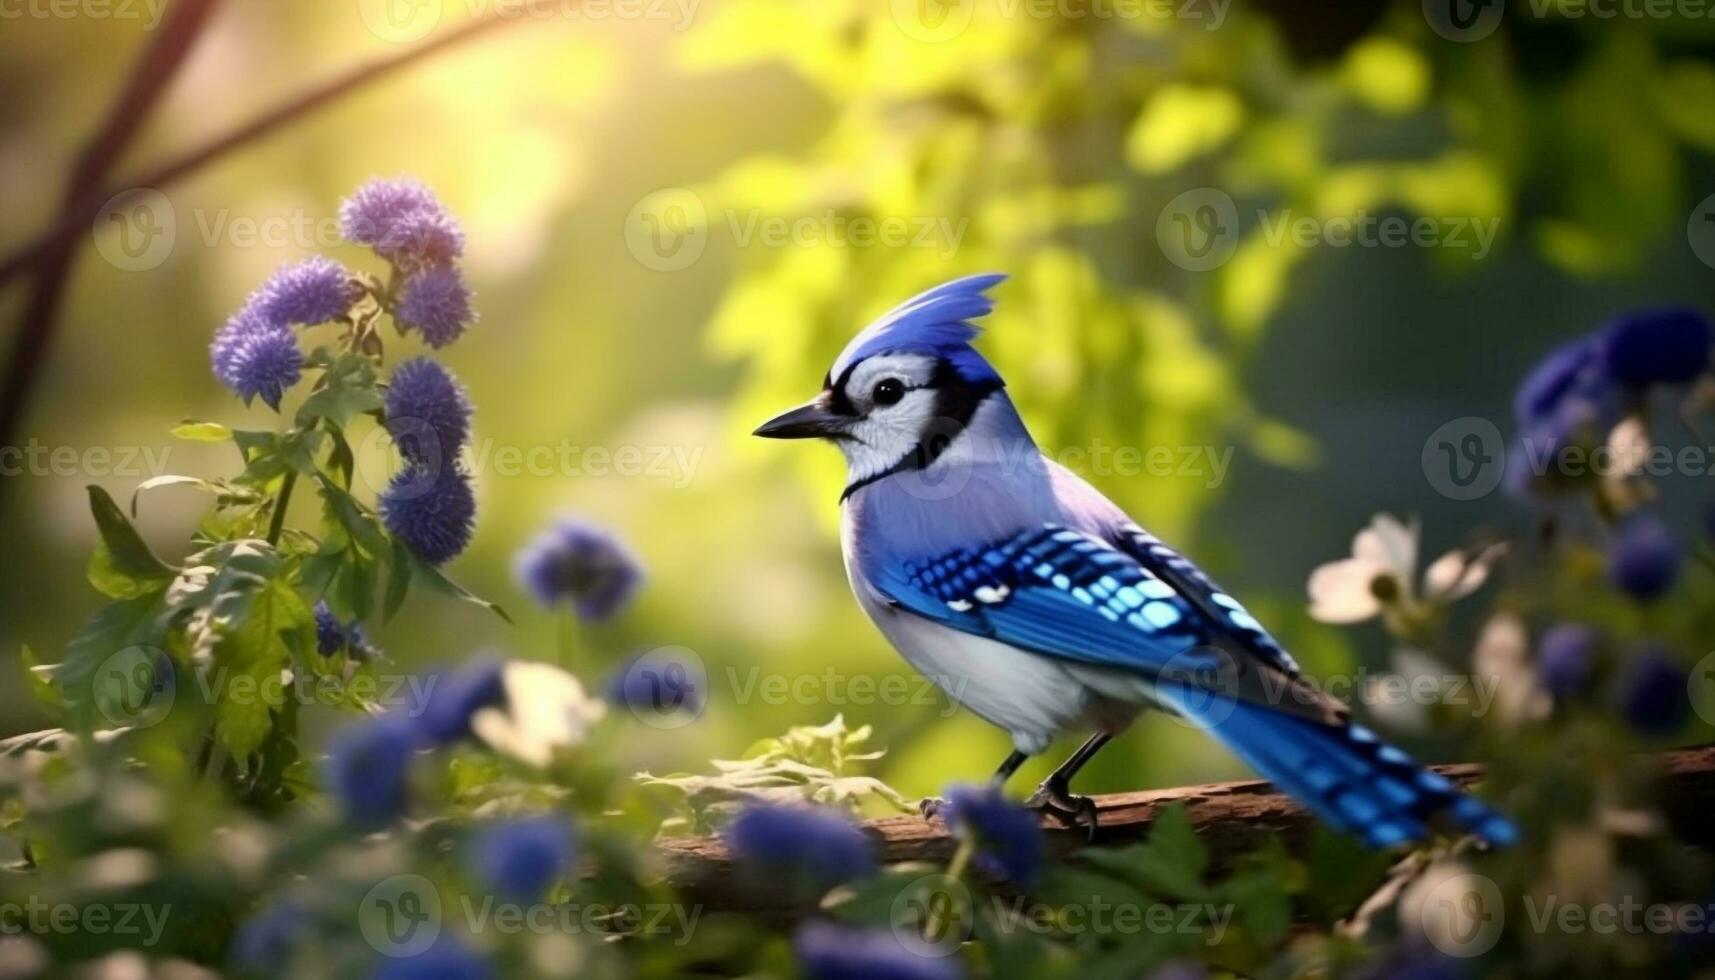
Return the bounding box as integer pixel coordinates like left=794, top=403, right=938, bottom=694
left=556, top=612, right=580, bottom=673
left=267, top=470, right=297, bottom=546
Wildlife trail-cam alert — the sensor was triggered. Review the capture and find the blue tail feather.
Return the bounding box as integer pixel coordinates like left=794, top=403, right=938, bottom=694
left=1155, top=682, right=1518, bottom=849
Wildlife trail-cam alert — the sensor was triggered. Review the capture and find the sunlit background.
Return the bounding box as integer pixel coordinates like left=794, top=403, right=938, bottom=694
left=2, top=0, right=1712, bottom=801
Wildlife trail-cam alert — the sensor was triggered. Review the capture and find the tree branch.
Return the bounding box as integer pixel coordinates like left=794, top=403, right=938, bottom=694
left=656, top=745, right=1715, bottom=915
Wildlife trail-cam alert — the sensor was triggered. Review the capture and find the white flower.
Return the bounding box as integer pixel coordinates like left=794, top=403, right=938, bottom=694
left=1472, top=612, right=1548, bottom=727
left=471, top=661, right=606, bottom=768
left=1307, top=514, right=1504, bottom=625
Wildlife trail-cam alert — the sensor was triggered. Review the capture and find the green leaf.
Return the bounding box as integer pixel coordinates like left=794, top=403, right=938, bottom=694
left=382, top=538, right=413, bottom=623
left=296, top=353, right=383, bottom=430
left=86, top=486, right=173, bottom=598
left=213, top=577, right=312, bottom=763
left=130, top=474, right=253, bottom=519
left=18, top=645, right=62, bottom=713
left=40, top=592, right=169, bottom=729
left=169, top=421, right=232, bottom=442
left=1074, top=804, right=1210, bottom=901
left=316, top=477, right=388, bottom=556
left=409, top=552, right=511, bottom=624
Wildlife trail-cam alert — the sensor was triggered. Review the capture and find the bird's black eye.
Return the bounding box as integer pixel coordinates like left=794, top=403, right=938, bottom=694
left=872, top=378, right=906, bottom=407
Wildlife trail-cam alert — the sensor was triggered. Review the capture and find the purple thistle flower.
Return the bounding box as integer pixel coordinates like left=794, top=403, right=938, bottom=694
left=513, top=519, right=643, bottom=622
left=211, top=317, right=303, bottom=410
left=793, top=922, right=962, bottom=980
left=467, top=815, right=578, bottom=902
left=323, top=713, right=418, bottom=829
left=373, top=934, right=495, bottom=980
left=380, top=463, right=476, bottom=565
left=607, top=650, right=703, bottom=718
left=230, top=899, right=306, bottom=971
left=942, top=783, right=1044, bottom=886
left=1514, top=336, right=1608, bottom=428
left=250, top=256, right=361, bottom=327
left=385, top=357, right=472, bottom=466
left=314, top=601, right=344, bottom=656
left=395, top=266, right=475, bottom=348
left=378, top=209, right=466, bottom=269
left=1537, top=623, right=1598, bottom=699
left=1617, top=646, right=1689, bottom=736
left=1601, top=307, right=1713, bottom=387
left=413, top=657, right=507, bottom=746
left=1608, top=514, right=1682, bottom=601
left=727, top=804, right=876, bottom=893
left=339, top=178, right=445, bottom=249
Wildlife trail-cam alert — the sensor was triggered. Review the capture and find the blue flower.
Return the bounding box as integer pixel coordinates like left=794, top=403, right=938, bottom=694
left=467, top=816, right=578, bottom=902
left=726, top=804, right=876, bottom=893
left=378, top=209, right=466, bottom=269
left=1601, top=307, right=1712, bottom=387
left=396, top=266, right=475, bottom=348
left=250, top=257, right=361, bottom=327
left=340, top=178, right=445, bottom=249
left=1608, top=514, right=1682, bottom=601
left=1537, top=623, right=1598, bottom=699
left=211, top=314, right=303, bottom=410
left=385, top=357, right=472, bottom=466
left=607, top=650, right=702, bottom=718
left=230, top=899, right=305, bottom=971
left=372, top=934, right=494, bottom=980
left=380, top=463, right=476, bottom=565
left=314, top=601, right=344, bottom=656
left=413, top=657, right=507, bottom=746
left=513, top=519, right=643, bottom=622
left=1514, top=336, right=1607, bottom=428
left=793, top=921, right=962, bottom=980
left=323, top=714, right=418, bottom=829
left=941, top=783, right=1043, bottom=886
left=1618, top=646, right=1688, bottom=736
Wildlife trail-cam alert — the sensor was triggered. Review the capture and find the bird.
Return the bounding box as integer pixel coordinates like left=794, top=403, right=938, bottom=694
left=753, top=273, right=1517, bottom=849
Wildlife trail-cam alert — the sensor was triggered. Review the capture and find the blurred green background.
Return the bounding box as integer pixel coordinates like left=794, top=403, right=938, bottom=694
left=2, top=0, right=1712, bottom=801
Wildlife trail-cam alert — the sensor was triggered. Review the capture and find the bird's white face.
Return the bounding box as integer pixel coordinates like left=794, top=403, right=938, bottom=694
left=752, top=350, right=1006, bottom=499
left=831, top=353, right=944, bottom=486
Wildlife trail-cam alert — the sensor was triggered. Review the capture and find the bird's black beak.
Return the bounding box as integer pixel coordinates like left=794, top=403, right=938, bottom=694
left=753, top=394, right=846, bottom=440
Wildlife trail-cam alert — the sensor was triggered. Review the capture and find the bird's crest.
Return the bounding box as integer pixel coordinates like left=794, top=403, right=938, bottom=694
left=830, top=273, right=1007, bottom=386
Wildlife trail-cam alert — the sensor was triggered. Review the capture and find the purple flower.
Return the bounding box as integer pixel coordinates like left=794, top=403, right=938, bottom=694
left=1608, top=514, right=1682, bottom=601
left=513, top=519, right=643, bottom=622
left=941, top=783, right=1043, bottom=886
left=380, top=463, right=476, bottom=565
left=467, top=816, right=578, bottom=902
left=372, top=934, right=494, bottom=980
left=230, top=899, right=305, bottom=971
left=1514, top=336, right=1607, bottom=428
left=727, top=804, right=876, bottom=893
left=793, top=922, right=962, bottom=980
left=1617, top=646, right=1688, bottom=736
left=314, top=601, right=344, bottom=656
left=339, top=178, right=445, bottom=249
left=211, top=315, right=303, bottom=410
left=385, top=357, right=472, bottom=466
left=250, top=257, right=361, bottom=327
left=1601, top=307, right=1712, bottom=387
left=378, top=209, right=465, bottom=269
left=414, top=657, right=507, bottom=746
left=395, top=266, right=475, bottom=348
left=323, top=714, right=418, bottom=829
left=1537, top=623, right=1598, bottom=699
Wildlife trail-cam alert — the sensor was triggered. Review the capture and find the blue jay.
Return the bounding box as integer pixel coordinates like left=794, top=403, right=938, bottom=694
left=754, top=274, right=1517, bottom=849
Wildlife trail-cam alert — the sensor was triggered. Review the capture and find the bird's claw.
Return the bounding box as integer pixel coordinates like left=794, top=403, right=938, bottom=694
left=1025, top=780, right=1100, bottom=840
left=918, top=796, right=947, bottom=823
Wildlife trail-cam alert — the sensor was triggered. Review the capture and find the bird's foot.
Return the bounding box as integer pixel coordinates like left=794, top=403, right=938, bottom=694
left=1025, top=779, right=1100, bottom=840
left=917, top=796, right=947, bottom=823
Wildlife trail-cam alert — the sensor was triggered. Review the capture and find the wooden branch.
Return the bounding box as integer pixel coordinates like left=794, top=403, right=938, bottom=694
left=656, top=745, right=1715, bottom=914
